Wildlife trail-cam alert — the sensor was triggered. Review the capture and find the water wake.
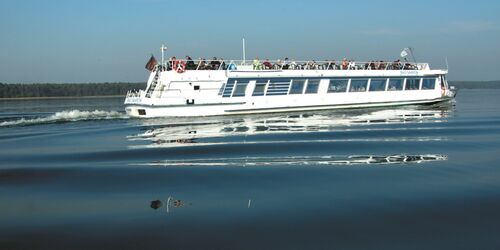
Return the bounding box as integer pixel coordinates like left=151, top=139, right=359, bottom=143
left=0, top=110, right=128, bottom=127
left=142, top=154, right=448, bottom=167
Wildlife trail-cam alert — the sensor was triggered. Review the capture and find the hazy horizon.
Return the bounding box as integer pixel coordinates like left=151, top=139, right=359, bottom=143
left=1, top=0, right=499, bottom=83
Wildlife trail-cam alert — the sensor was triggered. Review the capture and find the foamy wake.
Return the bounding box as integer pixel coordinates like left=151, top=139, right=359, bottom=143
left=141, top=154, right=448, bottom=167
left=0, top=110, right=128, bottom=127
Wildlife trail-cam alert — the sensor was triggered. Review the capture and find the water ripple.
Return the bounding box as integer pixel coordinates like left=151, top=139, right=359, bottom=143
left=143, top=154, right=448, bottom=167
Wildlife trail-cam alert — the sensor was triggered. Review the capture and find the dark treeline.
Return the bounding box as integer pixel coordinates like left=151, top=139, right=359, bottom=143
left=450, top=81, right=500, bottom=89
left=0, top=81, right=499, bottom=98
left=0, top=82, right=146, bottom=98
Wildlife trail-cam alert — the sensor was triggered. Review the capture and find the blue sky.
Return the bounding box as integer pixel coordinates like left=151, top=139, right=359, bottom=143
left=0, top=0, right=499, bottom=83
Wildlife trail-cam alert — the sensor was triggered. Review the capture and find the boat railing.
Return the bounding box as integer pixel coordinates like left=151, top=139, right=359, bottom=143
left=158, top=59, right=429, bottom=72
left=126, top=89, right=143, bottom=98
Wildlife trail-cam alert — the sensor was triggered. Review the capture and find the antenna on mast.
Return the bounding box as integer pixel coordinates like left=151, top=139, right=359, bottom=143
left=408, top=47, right=417, bottom=64
left=445, top=57, right=449, bottom=71
left=242, top=38, right=246, bottom=64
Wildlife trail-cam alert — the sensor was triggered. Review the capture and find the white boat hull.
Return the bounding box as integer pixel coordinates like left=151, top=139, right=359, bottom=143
left=125, top=96, right=453, bottom=118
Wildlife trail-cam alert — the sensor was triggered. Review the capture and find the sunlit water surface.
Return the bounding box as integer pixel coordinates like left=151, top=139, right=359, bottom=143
left=1, top=90, right=500, bottom=249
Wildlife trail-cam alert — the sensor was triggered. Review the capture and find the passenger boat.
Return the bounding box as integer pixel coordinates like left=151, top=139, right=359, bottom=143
left=124, top=46, right=456, bottom=118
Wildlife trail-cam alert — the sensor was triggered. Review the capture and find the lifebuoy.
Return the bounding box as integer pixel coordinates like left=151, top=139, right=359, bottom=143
left=173, top=60, right=186, bottom=73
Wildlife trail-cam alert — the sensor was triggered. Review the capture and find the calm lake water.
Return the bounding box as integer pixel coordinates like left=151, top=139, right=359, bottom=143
left=1, top=89, right=500, bottom=249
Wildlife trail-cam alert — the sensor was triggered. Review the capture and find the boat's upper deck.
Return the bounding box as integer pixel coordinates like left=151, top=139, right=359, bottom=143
left=161, top=58, right=432, bottom=72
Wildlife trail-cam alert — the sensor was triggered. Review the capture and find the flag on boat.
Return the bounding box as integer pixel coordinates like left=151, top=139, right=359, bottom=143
left=145, top=55, right=157, bottom=71
left=400, top=48, right=409, bottom=58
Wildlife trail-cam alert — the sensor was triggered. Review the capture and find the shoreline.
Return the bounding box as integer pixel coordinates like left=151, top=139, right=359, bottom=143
left=0, top=95, right=125, bottom=101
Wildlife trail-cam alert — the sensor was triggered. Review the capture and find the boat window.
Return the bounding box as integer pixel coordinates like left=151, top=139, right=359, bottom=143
left=387, top=78, right=404, bottom=91
left=369, top=79, right=387, bottom=92
left=405, top=78, right=421, bottom=90
left=218, top=82, right=226, bottom=95
left=222, top=79, right=237, bottom=97
left=327, top=79, right=348, bottom=93
left=252, top=83, right=266, bottom=96
left=422, top=78, right=436, bottom=90
left=289, top=79, right=306, bottom=94
left=349, top=79, right=368, bottom=92
left=232, top=80, right=249, bottom=97
left=266, top=79, right=291, bottom=96
left=305, top=79, right=320, bottom=94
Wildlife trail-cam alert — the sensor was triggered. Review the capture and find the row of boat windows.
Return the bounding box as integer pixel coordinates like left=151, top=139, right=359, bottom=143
left=221, top=78, right=437, bottom=97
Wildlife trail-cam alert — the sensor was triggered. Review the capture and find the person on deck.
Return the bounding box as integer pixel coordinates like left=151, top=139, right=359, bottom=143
left=210, top=57, right=220, bottom=70
left=392, top=59, right=402, bottom=70
left=282, top=57, right=290, bottom=69
left=263, top=59, right=273, bottom=69
left=369, top=61, right=376, bottom=70
left=379, top=61, right=386, bottom=70
left=341, top=58, right=348, bottom=70
left=186, top=56, right=195, bottom=70
left=197, top=58, right=206, bottom=70
left=168, top=57, right=176, bottom=71
left=332, top=60, right=338, bottom=69
left=253, top=57, right=262, bottom=70
left=219, top=58, right=226, bottom=70
left=348, top=60, right=356, bottom=70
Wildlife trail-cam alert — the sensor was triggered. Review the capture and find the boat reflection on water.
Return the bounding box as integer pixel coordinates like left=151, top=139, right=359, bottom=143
left=144, top=154, right=448, bottom=167
left=128, top=103, right=453, bottom=147
left=127, top=103, right=453, bottom=166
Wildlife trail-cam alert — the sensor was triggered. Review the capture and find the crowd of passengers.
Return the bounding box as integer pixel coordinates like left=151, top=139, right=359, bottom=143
left=163, top=56, right=227, bottom=71
left=162, top=56, right=418, bottom=71
left=252, top=58, right=418, bottom=70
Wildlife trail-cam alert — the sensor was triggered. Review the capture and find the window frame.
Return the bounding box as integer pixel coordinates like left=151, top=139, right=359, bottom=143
left=405, top=78, right=421, bottom=91
left=368, top=78, right=387, bottom=92
left=305, top=79, right=320, bottom=94
left=289, top=79, right=306, bottom=95
left=349, top=79, right=369, bottom=93
left=232, top=80, right=249, bottom=97
left=266, top=79, right=292, bottom=96
left=218, top=82, right=226, bottom=95
left=327, top=78, right=349, bottom=93
left=387, top=78, right=404, bottom=91
left=252, top=82, right=267, bottom=96
left=421, top=78, right=436, bottom=90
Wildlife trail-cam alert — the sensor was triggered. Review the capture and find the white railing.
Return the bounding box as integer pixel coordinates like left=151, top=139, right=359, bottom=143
left=158, top=59, right=429, bottom=72
left=126, top=89, right=143, bottom=98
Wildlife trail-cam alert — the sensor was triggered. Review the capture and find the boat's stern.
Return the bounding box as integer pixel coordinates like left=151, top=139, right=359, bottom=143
left=124, top=90, right=149, bottom=118
left=447, top=86, right=457, bottom=98
left=125, top=105, right=146, bottom=118
left=441, top=76, right=457, bottom=99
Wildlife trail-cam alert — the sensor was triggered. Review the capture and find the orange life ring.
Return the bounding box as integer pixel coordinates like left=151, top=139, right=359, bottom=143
left=173, top=60, right=186, bottom=73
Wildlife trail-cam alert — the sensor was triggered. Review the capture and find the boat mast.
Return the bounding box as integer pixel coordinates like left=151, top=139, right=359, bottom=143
left=408, top=47, right=417, bottom=64
left=160, top=44, right=167, bottom=67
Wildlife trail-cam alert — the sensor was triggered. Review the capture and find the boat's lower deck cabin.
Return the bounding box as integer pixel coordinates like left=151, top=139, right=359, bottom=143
left=219, top=75, right=448, bottom=98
